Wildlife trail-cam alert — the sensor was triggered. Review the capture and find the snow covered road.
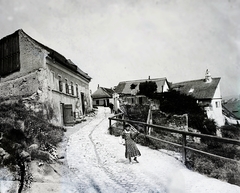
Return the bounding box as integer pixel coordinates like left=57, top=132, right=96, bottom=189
left=67, top=107, right=240, bottom=193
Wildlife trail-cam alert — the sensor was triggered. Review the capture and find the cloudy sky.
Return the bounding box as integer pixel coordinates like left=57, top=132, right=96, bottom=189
left=0, top=0, right=240, bottom=98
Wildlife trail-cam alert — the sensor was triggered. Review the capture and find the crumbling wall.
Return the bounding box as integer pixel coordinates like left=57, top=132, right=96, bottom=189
left=0, top=71, right=40, bottom=98
left=1, top=30, right=47, bottom=83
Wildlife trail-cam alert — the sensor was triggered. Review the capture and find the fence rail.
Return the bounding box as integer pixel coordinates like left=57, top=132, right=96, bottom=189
left=109, top=113, right=240, bottom=165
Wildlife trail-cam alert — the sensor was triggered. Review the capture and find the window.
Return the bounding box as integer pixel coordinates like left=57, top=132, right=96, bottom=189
left=76, top=84, right=79, bottom=97
left=58, top=76, right=63, bottom=92
left=65, top=79, right=69, bottom=94
left=215, top=101, right=220, bottom=108
left=71, top=82, right=74, bottom=95
left=68, top=85, right=72, bottom=94
left=96, top=100, right=99, bottom=105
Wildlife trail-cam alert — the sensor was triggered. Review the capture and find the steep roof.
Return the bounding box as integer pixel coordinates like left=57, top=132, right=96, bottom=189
left=15, top=29, right=91, bottom=81
left=172, top=78, right=221, bottom=99
left=91, top=87, right=114, bottom=99
left=115, top=78, right=169, bottom=95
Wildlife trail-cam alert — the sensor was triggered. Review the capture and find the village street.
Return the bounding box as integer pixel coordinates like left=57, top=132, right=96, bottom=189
left=65, top=107, right=240, bottom=193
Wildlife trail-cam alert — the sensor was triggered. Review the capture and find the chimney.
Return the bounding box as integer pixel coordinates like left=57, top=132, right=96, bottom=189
left=205, top=69, right=212, bottom=83
left=148, top=76, right=150, bottom=80
left=97, top=84, right=100, bottom=89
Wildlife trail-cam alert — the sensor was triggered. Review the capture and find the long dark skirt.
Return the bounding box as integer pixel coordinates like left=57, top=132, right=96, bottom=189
left=123, top=133, right=141, bottom=158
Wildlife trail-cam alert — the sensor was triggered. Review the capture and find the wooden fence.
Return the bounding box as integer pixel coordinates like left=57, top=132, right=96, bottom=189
left=109, top=113, right=240, bottom=165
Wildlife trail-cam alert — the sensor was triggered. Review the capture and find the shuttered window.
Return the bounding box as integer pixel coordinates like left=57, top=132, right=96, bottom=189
left=76, top=84, right=79, bottom=97
left=0, top=33, right=20, bottom=77
left=71, top=82, right=74, bottom=95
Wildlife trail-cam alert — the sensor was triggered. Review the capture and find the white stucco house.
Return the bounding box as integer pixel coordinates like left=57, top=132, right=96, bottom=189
left=172, top=70, right=224, bottom=126
left=91, top=85, right=114, bottom=107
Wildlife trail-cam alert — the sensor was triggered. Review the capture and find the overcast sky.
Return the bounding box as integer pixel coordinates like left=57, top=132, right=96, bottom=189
left=0, top=0, right=240, bottom=98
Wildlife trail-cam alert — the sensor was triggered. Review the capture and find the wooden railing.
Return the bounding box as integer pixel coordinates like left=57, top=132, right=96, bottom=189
left=109, top=113, right=240, bottom=165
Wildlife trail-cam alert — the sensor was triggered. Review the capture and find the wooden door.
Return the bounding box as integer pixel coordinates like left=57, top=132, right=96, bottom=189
left=81, top=93, right=85, bottom=115
left=63, top=104, right=74, bottom=126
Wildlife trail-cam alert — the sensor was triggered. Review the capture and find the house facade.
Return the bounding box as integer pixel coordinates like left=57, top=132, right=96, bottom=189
left=91, top=85, right=114, bottom=107
left=114, top=77, right=170, bottom=108
left=172, top=70, right=224, bottom=126
left=0, top=29, right=92, bottom=126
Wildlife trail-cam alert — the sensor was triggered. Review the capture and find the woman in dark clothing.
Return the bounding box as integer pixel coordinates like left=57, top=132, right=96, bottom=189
left=122, top=125, right=141, bottom=164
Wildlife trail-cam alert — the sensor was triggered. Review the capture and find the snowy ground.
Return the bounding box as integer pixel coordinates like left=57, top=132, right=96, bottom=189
left=1, top=107, right=240, bottom=193
left=66, top=107, right=240, bottom=193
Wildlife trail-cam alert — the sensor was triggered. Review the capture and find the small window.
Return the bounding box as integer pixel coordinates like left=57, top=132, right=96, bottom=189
left=58, top=76, right=63, bottom=92
left=76, top=84, right=79, bottom=97
left=96, top=100, right=99, bottom=105
left=215, top=101, right=220, bottom=108
left=71, top=82, right=74, bottom=95
left=189, top=88, right=194, bottom=93
left=65, top=79, right=69, bottom=94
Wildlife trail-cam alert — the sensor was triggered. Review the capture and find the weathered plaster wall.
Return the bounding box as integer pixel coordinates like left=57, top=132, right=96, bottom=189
left=0, top=30, right=92, bottom=127
left=0, top=30, right=47, bottom=83
left=0, top=70, right=46, bottom=99
left=45, top=59, right=92, bottom=125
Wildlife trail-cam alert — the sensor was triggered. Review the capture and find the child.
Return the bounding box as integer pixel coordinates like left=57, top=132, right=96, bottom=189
left=122, top=124, right=141, bottom=164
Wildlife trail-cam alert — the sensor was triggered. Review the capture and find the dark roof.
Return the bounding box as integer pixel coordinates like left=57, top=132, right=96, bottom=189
left=172, top=78, right=221, bottom=99
left=14, top=29, right=91, bottom=81
left=115, top=78, right=169, bottom=95
left=91, top=87, right=114, bottom=99
left=223, top=98, right=240, bottom=119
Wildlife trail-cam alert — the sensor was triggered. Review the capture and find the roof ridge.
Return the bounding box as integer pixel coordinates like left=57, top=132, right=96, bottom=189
left=173, top=77, right=221, bottom=85
left=119, top=77, right=167, bottom=83
left=17, top=29, right=91, bottom=81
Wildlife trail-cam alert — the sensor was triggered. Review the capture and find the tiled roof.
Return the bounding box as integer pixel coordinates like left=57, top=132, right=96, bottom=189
left=18, top=29, right=91, bottom=81
left=172, top=78, right=221, bottom=99
left=115, top=78, right=168, bottom=95
left=91, top=87, right=114, bottom=99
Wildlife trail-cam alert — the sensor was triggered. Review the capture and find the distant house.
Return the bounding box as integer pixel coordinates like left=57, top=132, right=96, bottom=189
left=0, top=29, right=92, bottom=126
left=172, top=70, right=224, bottom=126
left=223, top=98, right=240, bottom=119
left=91, top=85, right=114, bottom=107
left=114, top=77, right=170, bottom=106
left=222, top=98, right=240, bottom=125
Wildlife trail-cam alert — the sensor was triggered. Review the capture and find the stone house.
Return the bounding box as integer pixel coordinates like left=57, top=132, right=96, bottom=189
left=172, top=70, right=224, bottom=126
left=91, top=85, right=114, bottom=107
left=0, top=29, right=92, bottom=126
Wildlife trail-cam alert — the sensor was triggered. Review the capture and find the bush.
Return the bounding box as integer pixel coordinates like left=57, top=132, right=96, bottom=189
left=0, top=99, right=65, bottom=161
left=221, top=125, right=240, bottom=140
left=124, top=104, right=149, bottom=122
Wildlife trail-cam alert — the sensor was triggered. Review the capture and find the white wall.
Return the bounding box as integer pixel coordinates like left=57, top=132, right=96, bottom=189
left=205, top=84, right=224, bottom=126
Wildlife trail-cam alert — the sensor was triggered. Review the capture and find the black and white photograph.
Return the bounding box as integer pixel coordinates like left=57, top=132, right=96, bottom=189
left=0, top=0, right=240, bottom=192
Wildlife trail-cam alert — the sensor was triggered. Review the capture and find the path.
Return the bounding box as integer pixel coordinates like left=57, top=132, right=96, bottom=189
left=66, top=107, right=240, bottom=193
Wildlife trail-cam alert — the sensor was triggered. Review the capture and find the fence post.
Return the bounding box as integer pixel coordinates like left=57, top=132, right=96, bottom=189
left=182, top=134, right=186, bottom=165
left=109, top=118, right=111, bottom=128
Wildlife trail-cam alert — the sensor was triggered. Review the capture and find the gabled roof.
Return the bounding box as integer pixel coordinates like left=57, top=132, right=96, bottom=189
left=14, top=29, right=91, bottom=81
left=172, top=78, right=221, bottom=99
left=91, top=87, right=114, bottom=99
left=115, top=78, right=169, bottom=95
